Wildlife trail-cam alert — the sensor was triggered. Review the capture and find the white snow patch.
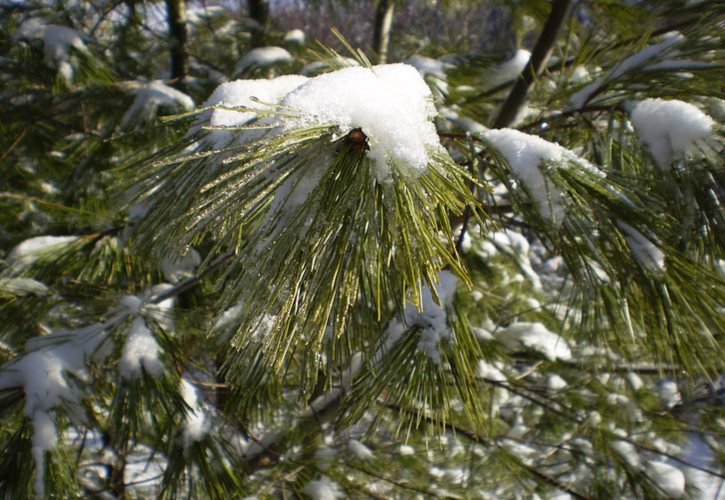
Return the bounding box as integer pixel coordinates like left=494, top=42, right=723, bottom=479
left=647, top=461, right=686, bottom=498
left=122, top=81, right=194, bottom=126
left=399, top=444, right=415, bottom=456
left=629, top=98, right=716, bottom=168
left=612, top=440, right=642, bottom=470
left=498, top=322, right=572, bottom=361
left=31, top=410, right=57, bottom=497
left=302, top=475, right=344, bottom=500
left=282, top=64, right=440, bottom=179
left=658, top=380, right=681, bottom=409
left=347, top=439, right=374, bottom=460
left=284, top=29, right=306, bottom=44
left=476, top=359, right=506, bottom=382
left=120, top=318, right=164, bottom=379
left=617, top=222, right=666, bottom=273
left=180, top=379, right=210, bottom=446
left=235, top=46, right=292, bottom=75
left=482, top=128, right=601, bottom=222
left=197, top=74, right=308, bottom=148
left=384, top=271, right=458, bottom=364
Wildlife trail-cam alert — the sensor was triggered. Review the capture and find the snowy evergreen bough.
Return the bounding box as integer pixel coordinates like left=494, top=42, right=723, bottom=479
left=1, top=0, right=724, bottom=498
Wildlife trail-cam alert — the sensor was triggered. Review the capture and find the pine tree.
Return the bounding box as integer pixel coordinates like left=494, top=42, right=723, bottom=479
left=1, top=0, right=723, bottom=498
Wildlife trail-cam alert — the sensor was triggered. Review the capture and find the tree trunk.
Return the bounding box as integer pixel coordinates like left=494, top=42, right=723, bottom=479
left=372, top=0, right=395, bottom=64
left=248, top=0, right=270, bottom=27
left=165, top=0, right=188, bottom=88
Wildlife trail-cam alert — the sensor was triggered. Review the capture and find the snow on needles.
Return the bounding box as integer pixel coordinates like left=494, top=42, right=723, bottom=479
left=629, top=98, right=717, bottom=169
left=283, top=64, right=440, bottom=178
left=13, top=18, right=88, bottom=80
left=199, top=64, right=440, bottom=179
left=482, top=128, right=601, bottom=222
left=385, top=271, right=458, bottom=364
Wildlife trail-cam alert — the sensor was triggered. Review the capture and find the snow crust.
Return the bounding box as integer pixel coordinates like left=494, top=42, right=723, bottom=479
left=384, top=271, right=458, bottom=364
left=122, top=81, right=194, bottom=126
left=629, top=98, right=716, bottom=168
left=482, top=128, right=600, bottom=221
left=120, top=318, right=163, bottom=379
left=235, top=46, right=292, bottom=75
left=498, top=322, right=572, bottom=361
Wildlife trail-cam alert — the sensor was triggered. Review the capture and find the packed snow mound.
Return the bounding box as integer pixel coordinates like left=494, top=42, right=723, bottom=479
left=482, top=128, right=600, bottom=222
left=629, top=98, right=717, bottom=168
left=199, top=64, right=441, bottom=178
left=283, top=64, right=440, bottom=177
left=235, top=46, right=293, bottom=75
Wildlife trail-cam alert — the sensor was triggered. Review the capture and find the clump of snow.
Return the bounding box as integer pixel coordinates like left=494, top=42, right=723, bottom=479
left=180, top=379, right=210, bottom=446
left=482, top=128, right=601, bottom=222
left=6, top=235, right=79, bottom=270
left=628, top=98, right=717, bottom=169
left=13, top=18, right=88, bottom=81
left=476, top=359, right=506, bottom=381
left=122, top=81, right=194, bottom=127
left=235, top=46, right=293, bottom=75
left=283, top=64, right=440, bottom=179
left=196, top=74, right=308, bottom=148
left=571, top=33, right=684, bottom=109
left=498, top=322, right=572, bottom=361
left=385, top=271, right=458, bottom=364
left=347, top=439, right=374, bottom=460
left=284, top=29, right=306, bottom=45
left=612, top=440, right=642, bottom=469
left=399, top=444, right=415, bottom=456
left=647, top=461, right=685, bottom=498
left=657, top=380, right=681, bottom=409
left=31, top=410, right=57, bottom=497
left=198, top=64, right=441, bottom=180
left=120, top=318, right=164, bottom=379
left=0, top=322, right=109, bottom=496
left=302, top=475, right=344, bottom=500
left=617, top=222, right=666, bottom=273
